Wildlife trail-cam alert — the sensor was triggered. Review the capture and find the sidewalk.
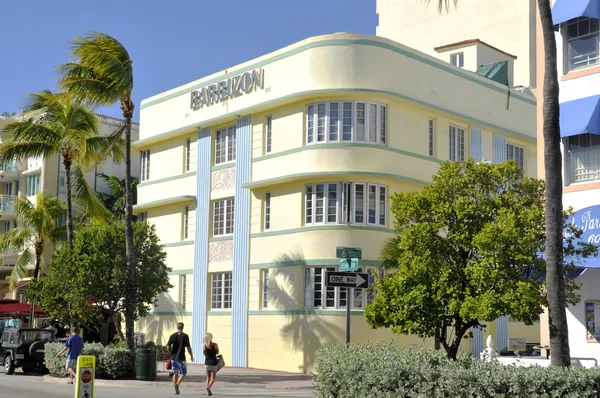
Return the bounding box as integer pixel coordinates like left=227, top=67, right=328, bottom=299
left=43, top=361, right=314, bottom=391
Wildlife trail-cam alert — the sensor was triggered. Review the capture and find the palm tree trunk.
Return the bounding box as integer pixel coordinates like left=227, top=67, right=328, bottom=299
left=123, top=109, right=137, bottom=350
left=538, top=0, right=570, bottom=367
left=64, top=158, right=74, bottom=249
left=28, top=247, right=42, bottom=327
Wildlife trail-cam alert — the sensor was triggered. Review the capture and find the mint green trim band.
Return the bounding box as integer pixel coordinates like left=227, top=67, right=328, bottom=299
left=137, top=172, right=196, bottom=188
left=141, top=38, right=535, bottom=109
left=211, top=163, right=236, bottom=172
left=248, top=309, right=365, bottom=316
left=209, top=235, right=234, bottom=242
left=168, top=268, right=194, bottom=275
left=133, top=195, right=196, bottom=212
left=249, top=259, right=382, bottom=270
left=208, top=311, right=232, bottom=316
left=163, top=241, right=195, bottom=248
left=251, top=224, right=394, bottom=239
left=134, top=88, right=534, bottom=149
left=244, top=170, right=427, bottom=189
left=254, top=142, right=443, bottom=164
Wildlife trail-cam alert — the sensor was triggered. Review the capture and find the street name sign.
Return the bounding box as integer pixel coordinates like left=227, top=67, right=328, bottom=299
left=336, top=246, right=362, bottom=259
left=325, top=271, right=369, bottom=289
left=340, top=258, right=359, bottom=271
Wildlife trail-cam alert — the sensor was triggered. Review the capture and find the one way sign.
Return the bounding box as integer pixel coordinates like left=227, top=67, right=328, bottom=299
left=325, top=271, right=369, bottom=289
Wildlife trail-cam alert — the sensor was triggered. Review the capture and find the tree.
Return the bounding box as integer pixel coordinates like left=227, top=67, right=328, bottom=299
left=58, top=32, right=138, bottom=350
left=0, top=91, right=124, bottom=248
left=1, top=111, right=16, bottom=117
left=0, top=193, right=66, bottom=324
left=95, top=172, right=138, bottom=222
left=365, top=160, right=596, bottom=360
left=29, top=221, right=171, bottom=346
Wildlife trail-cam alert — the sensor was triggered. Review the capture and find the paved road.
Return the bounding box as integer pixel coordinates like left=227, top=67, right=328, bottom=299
left=0, top=370, right=316, bottom=398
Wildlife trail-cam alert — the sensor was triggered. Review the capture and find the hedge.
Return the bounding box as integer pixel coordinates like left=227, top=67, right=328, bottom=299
left=313, top=342, right=600, bottom=397
left=45, top=342, right=136, bottom=379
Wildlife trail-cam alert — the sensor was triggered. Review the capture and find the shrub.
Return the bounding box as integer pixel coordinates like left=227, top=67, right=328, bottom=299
left=44, top=341, right=135, bottom=380
left=313, top=342, right=600, bottom=398
left=44, top=343, right=69, bottom=377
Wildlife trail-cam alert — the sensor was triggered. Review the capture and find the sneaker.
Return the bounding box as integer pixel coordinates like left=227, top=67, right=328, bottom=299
left=207, top=388, right=212, bottom=396
left=174, top=385, right=180, bottom=395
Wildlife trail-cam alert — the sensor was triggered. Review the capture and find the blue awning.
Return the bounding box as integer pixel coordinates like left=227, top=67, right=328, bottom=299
left=552, top=0, right=600, bottom=25
left=560, top=94, right=600, bottom=138
left=565, top=204, right=600, bottom=268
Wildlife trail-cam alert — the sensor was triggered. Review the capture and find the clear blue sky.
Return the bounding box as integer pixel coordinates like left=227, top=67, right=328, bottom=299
left=0, top=0, right=377, bottom=122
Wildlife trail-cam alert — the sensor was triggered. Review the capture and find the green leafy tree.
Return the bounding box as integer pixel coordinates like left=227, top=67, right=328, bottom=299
left=58, top=31, right=138, bottom=350
left=0, top=193, right=66, bottom=323
left=1, top=111, right=16, bottom=117
left=366, top=160, right=597, bottom=360
left=29, top=221, right=171, bottom=345
left=95, top=172, right=138, bottom=222
left=0, top=91, right=123, bottom=248
left=433, top=0, right=569, bottom=367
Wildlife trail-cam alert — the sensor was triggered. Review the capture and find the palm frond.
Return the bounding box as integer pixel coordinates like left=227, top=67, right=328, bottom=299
left=0, top=141, right=57, bottom=164
left=71, top=167, right=111, bottom=222
left=0, top=227, right=33, bottom=252
left=80, top=124, right=125, bottom=167
left=97, top=172, right=125, bottom=197
left=380, top=235, right=402, bottom=272
left=9, top=248, right=34, bottom=290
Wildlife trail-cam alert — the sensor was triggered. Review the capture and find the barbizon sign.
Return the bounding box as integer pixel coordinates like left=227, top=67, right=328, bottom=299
left=190, top=68, right=264, bottom=109
left=566, top=204, right=600, bottom=244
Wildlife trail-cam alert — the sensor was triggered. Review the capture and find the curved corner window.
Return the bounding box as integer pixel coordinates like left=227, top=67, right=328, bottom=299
left=306, top=101, right=387, bottom=145
left=304, top=182, right=387, bottom=226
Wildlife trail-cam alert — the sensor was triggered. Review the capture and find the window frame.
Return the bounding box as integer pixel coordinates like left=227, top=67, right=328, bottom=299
left=183, top=206, right=189, bottom=239
left=180, top=274, right=187, bottom=310
left=564, top=17, right=600, bottom=73
left=137, top=212, right=148, bottom=223
left=262, top=269, right=269, bottom=309
left=213, top=198, right=235, bottom=236
left=428, top=118, right=435, bottom=157
left=506, top=142, right=525, bottom=170
left=265, top=116, right=272, bottom=154
left=185, top=138, right=192, bottom=172
left=215, top=126, right=236, bottom=165
left=140, top=149, right=150, bottom=181
left=26, top=173, right=41, bottom=196
left=264, top=192, right=271, bottom=230
left=566, top=133, right=600, bottom=185
left=449, top=125, right=466, bottom=162
left=303, top=266, right=382, bottom=309
left=306, top=101, right=387, bottom=146
left=210, top=272, right=232, bottom=310
left=451, top=52, right=464, bottom=67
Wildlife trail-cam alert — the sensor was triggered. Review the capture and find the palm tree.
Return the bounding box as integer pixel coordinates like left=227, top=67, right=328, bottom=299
left=0, top=91, right=124, bottom=248
left=95, top=172, right=139, bottom=222
left=434, top=0, right=569, bottom=365
left=0, top=193, right=66, bottom=324
left=58, top=32, right=137, bottom=349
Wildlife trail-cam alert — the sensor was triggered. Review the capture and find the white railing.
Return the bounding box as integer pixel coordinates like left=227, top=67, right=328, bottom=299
left=569, top=147, right=600, bottom=183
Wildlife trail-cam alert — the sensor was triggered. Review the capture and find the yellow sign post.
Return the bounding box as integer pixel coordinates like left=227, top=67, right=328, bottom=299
left=74, top=355, right=95, bottom=398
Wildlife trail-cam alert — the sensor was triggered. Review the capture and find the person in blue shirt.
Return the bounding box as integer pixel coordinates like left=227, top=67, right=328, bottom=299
left=57, top=327, right=85, bottom=384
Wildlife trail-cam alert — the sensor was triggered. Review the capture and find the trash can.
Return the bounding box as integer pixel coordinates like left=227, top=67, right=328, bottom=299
left=136, top=345, right=157, bottom=381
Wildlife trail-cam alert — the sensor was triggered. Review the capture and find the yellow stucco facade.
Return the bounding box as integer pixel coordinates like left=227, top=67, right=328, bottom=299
left=134, top=33, right=538, bottom=373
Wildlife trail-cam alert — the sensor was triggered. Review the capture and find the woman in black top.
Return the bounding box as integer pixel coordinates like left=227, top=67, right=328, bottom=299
left=203, top=332, right=219, bottom=396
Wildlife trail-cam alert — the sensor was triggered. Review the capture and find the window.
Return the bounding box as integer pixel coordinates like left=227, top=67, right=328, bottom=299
left=264, top=192, right=271, bottom=230
left=506, top=143, right=524, bottom=170
left=183, top=206, right=189, bottom=239
left=428, top=119, right=435, bottom=157
left=306, top=101, right=387, bottom=145
left=58, top=172, right=66, bottom=196
left=2, top=221, right=10, bottom=234
left=449, top=125, right=465, bottom=162
left=140, top=150, right=150, bottom=181
left=137, top=212, right=148, bottom=223
left=185, top=138, right=191, bottom=172
left=305, top=183, right=387, bottom=226
left=567, top=133, right=600, bottom=184
left=213, top=198, right=235, bottom=236
left=586, top=302, right=596, bottom=341
left=181, top=275, right=187, bottom=310
left=451, top=52, right=464, bottom=67
left=26, top=174, right=40, bottom=196
left=215, top=126, right=236, bottom=164
left=262, top=270, right=269, bottom=308
left=211, top=272, right=232, bottom=309
left=304, top=266, right=382, bottom=309
left=57, top=214, right=66, bottom=227
left=566, top=17, right=599, bottom=72
left=265, top=116, right=272, bottom=153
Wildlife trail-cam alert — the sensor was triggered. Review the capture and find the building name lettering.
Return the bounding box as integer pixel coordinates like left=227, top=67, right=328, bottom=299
left=190, top=68, right=264, bottom=109
left=567, top=210, right=600, bottom=244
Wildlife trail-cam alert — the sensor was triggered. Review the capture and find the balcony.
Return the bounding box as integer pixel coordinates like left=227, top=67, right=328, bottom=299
left=568, top=147, right=600, bottom=184
left=0, top=195, right=17, bottom=216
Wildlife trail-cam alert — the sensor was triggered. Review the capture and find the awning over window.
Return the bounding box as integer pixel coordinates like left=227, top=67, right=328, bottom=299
left=552, top=0, right=600, bottom=25
left=559, top=94, right=600, bottom=138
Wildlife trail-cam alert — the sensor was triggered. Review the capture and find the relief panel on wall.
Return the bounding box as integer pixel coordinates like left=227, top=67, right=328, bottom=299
left=209, top=240, right=234, bottom=263
left=211, top=168, right=236, bottom=191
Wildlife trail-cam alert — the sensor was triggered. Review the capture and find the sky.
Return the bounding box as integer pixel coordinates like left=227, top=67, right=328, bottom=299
left=0, top=0, right=377, bottom=122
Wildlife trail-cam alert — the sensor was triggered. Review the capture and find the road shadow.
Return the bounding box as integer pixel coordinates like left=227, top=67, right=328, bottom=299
left=268, top=247, right=345, bottom=373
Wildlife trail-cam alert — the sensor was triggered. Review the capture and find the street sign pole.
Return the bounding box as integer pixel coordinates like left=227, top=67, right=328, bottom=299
left=346, top=287, right=351, bottom=345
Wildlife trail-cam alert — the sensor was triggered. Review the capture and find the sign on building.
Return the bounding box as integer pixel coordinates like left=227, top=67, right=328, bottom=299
left=190, top=68, right=264, bottom=109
